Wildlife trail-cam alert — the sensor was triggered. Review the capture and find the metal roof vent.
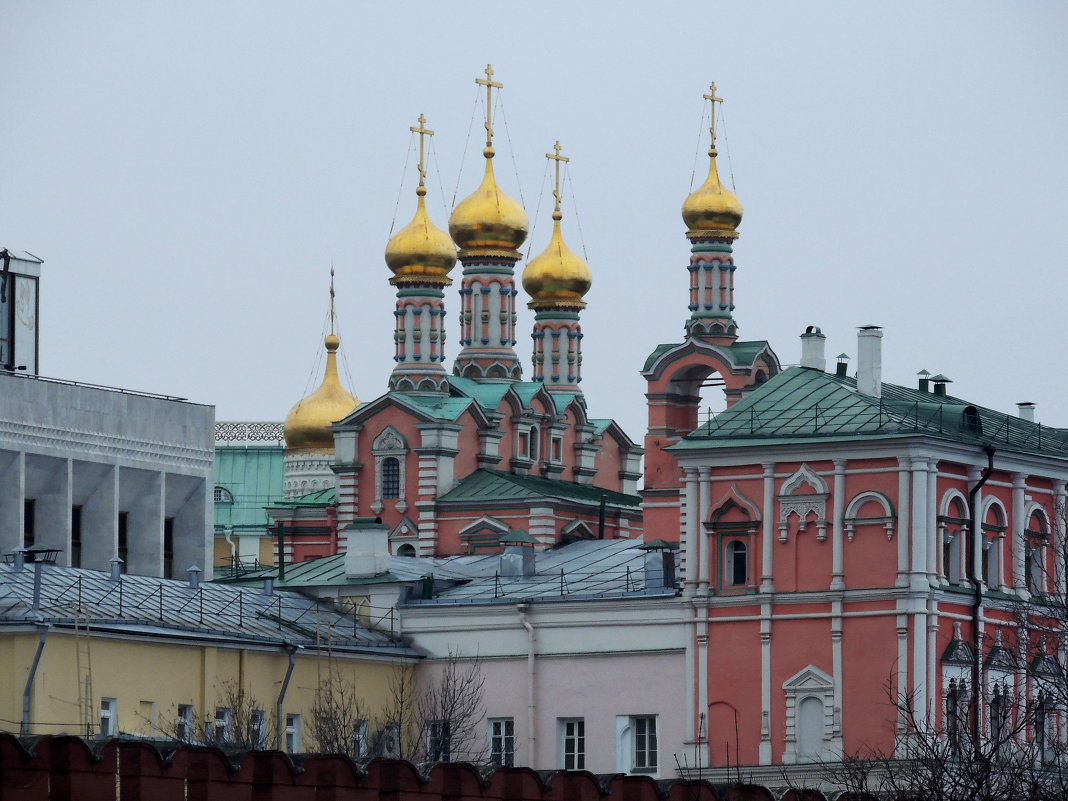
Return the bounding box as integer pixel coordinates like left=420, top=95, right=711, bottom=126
left=1017, top=402, right=1036, bottom=422
left=262, top=576, right=274, bottom=596
left=917, top=369, right=930, bottom=393
left=109, top=557, right=124, bottom=582
left=835, top=353, right=849, bottom=378
left=187, top=565, right=202, bottom=590
left=930, top=374, right=951, bottom=397
left=500, top=529, right=536, bottom=578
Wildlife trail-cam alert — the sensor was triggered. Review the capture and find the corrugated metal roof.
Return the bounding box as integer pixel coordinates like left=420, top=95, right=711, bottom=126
left=0, top=562, right=417, bottom=656
left=403, top=538, right=679, bottom=606
left=673, top=366, right=1068, bottom=458
left=214, top=446, right=286, bottom=529
left=437, top=469, right=641, bottom=507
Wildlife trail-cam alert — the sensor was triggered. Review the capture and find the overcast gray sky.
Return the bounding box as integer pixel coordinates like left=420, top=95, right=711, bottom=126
left=3, top=1, right=1066, bottom=443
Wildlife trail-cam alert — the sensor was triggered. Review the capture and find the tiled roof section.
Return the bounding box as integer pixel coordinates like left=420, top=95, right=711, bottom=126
left=437, top=469, right=642, bottom=507
left=672, top=367, right=1068, bottom=459
left=642, top=339, right=773, bottom=372
left=270, top=487, right=336, bottom=508
left=0, top=562, right=417, bottom=657
left=403, top=538, right=678, bottom=606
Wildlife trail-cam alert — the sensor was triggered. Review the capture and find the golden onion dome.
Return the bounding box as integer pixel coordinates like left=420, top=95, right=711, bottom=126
left=284, top=333, right=359, bottom=451
left=682, top=148, right=743, bottom=237
left=448, top=154, right=529, bottom=255
left=522, top=212, right=591, bottom=308
left=385, top=185, right=457, bottom=282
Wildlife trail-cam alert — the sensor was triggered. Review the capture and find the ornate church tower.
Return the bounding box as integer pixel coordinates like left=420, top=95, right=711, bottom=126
left=449, top=65, right=529, bottom=381
left=283, top=271, right=360, bottom=498
left=385, top=115, right=458, bottom=393
left=522, top=142, right=592, bottom=394
left=681, top=82, right=744, bottom=345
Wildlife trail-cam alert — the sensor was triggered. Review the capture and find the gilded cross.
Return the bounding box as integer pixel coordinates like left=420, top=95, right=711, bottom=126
left=329, top=265, right=336, bottom=334
left=703, top=82, right=723, bottom=145
left=475, top=64, right=503, bottom=148
left=409, top=113, right=434, bottom=186
left=546, top=140, right=569, bottom=212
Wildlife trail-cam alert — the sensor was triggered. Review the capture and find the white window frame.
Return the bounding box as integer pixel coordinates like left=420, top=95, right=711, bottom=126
left=425, top=719, right=451, bottom=762
left=371, top=427, right=408, bottom=514
left=488, top=717, right=515, bottom=767
left=285, top=713, right=301, bottom=753
left=99, top=697, right=117, bottom=737
left=782, top=665, right=840, bottom=763
left=214, top=706, right=232, bottom=744
left=616, top=714, right=658, bottom=775
left=558, top=717, right=585, bottom=770
left=250, top=708, right=266, bottom=749
left=353, top=718, right=369, bottom=758
left=176, top=703, right=194, bottom=742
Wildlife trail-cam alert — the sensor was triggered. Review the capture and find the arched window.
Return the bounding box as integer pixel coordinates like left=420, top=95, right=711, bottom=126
left=528, top=426, right=539, bottom=461
left=940, top=496, right=967, bottom=584
left=982, top=503, right=1006, bottom=588
left=727, top=540, right=747, bottom=586
left=1026, top=510, right=1049, bottom=594
left=797, top=697, right=825, bottom=760
left=214, top=486, right=233, bottom=504
left=396, top=543, right=416, bottom=557
left=382, top=457, right=400, bottom=499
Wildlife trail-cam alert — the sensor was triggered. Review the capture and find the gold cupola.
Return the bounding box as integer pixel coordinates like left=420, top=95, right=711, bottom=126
left=448, top=65, right=529, bottom=257
left=385, top=115, right=457, bottom=283
left=682, top=82, right=743, bottom=238
left=284, top=273, right=360, bottom=452
left=522, top=142, right=591, bottom=308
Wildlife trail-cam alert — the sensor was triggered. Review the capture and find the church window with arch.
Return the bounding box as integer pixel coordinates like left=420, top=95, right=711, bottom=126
left=371, top=426, right=408, bottom=514
left=381, top=457, right=400, bottom=499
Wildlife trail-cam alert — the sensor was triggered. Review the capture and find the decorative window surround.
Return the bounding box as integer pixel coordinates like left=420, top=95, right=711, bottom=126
left=843, top=491, right=896, bottom=542
left=782, top=665, right=841, bottom=763
left=371, top=426, right=408, bottom=514
left=777, top=464, right=829, bottom=543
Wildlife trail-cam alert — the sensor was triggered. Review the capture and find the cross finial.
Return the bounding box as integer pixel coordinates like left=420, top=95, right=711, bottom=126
left=409, top=113, right=434, bottom=187
left=329, top=265, right=336, bottom=335
left=703, top=81, right=724, bottom=152
left=475, top=63, right=503, bottom=151
left=545, top=140, right=569, bottom=216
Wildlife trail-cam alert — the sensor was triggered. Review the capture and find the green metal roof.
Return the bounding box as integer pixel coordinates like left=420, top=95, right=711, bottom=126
left=447, top=376, right=514, bottom=409
left=214, top=446, right=285, bottom=530
left=396, top=393, right=476, bottom=421
left=672, top=366, right=1068, bottom=459
left=270, top=487, right=336, bottom=508
left=590, top=419, right=613, bottom=436
left=437, top=469, right=642, bottom=507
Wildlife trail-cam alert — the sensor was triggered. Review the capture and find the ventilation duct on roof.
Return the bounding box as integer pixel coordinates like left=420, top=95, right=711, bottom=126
left=800, top=326, right=827, bottom=372
left=857, top=326, right=883, bottom=398
left=1017, top=402, right=1036, bottom=422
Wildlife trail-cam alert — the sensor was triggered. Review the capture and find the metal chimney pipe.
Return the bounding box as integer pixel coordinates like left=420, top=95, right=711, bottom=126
left=109, top=557, right=123, bottom=582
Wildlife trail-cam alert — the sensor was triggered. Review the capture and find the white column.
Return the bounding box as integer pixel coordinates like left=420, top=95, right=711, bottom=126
left=831, top=600, right=844, bottom=751
left=698, top=468, right=711, bottom=590
left=927, top=602, right=938, bottom=718
left=683, top=468, right=699, bottom=596
left=910, top=459, right=929, bottom=586
left=831, top=459, right=846, bottom=591
left=696, top=617, right=710, bottom=768
left=1012, top=474, right=1026, bottom=591
left=685, top=608, right=697, bottom=750
left=913, top=606, right=928, bottom=729
left=759, top=602, right=772, bottom=764
left=1054, top=484, right=1066, bottom=596
left=927, top=465, right=938, bottom=582
left=896, top=457, right=910, bottom=587
left=761, top=463, right=775, bottom=593
left=896, top=616, right=909, bottom=738
left=969, top=467, right=984, bottom=586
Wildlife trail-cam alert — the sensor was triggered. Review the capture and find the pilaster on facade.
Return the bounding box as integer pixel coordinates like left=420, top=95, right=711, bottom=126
left=476, top=423, right=504, bottom=470
left=1054, top=484, right=1066, bottom=595
left=759, top=604, right=772, bottom=764
left=414, top=422, right=462, bottom=497
left=830, top=459, right=846, bottom=591
left=760, top=463, right=775, bottom=593
left=895, top=457, right=911, bottom=587
left=1011, top=473, right=1027, bottom=592
left=572, top=428, right=600, bottom=485
left=698, top=468, right=711, bottom=591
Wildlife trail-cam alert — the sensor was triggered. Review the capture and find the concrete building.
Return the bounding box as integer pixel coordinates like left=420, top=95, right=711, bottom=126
left=0, top=249, right=214, bottom=579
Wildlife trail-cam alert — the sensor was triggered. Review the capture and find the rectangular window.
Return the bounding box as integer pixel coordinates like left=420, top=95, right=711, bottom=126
left=176, top=704, right=194, bottom=742
left=559, top=718, right=585, bottom=770
left=23, top=499, right=35, bottom=549
left=489, top=718, right=515, bottom=767
left=214, top=707, right=232, bottom=744
left=100, top=697, right=117, bottom=737
left=551, top=437, right=562, bottom=462
left=163, top=517, right=175, bottom=579
left=381, top=457, right=401, bottom=499
left=71, top=505, right=82, bottom=568
left=118, top=511, right=129, bottom=565
left=250, top=709, right=266, bottom=749
left=425, top=719, right=451, bottom=762
left=632, top=715, right=658, bottom=772
left=353, top=718, right=369, bottom=758
left=285, top=713, right=301, bottom=753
